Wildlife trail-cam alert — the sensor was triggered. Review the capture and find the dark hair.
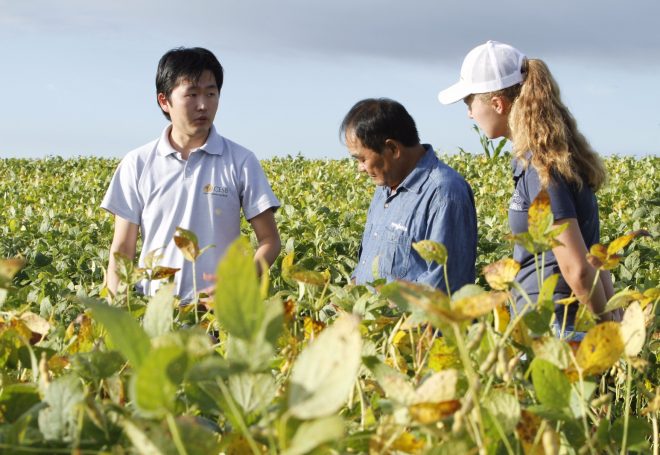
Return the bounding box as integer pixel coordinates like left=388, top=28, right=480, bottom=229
left=340, top=98, right=420, bottom=152
left=156, top=47, right=224, bottom=120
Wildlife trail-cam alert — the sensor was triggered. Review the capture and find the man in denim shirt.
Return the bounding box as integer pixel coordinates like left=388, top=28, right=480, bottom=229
left=342, top=98, right=477, bottom=294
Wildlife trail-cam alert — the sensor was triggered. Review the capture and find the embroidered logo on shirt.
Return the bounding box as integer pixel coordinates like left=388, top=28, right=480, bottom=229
left=390, top=222, right=408, bottom=232
left=203, top=184, right=229, bottom=197
left=510, top=190, right=524, bottom=211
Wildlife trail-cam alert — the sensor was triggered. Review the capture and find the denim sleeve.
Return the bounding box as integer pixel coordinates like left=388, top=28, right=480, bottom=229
left=414, top=190, right=477, bottom=294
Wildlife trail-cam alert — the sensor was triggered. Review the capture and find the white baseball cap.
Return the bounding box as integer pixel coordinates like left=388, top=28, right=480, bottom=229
left=438, top=40, right=527, bottom=104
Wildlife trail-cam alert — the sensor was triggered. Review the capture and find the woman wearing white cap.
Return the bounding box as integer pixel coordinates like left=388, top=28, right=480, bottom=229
left=438, top=41, right=618, bottom=335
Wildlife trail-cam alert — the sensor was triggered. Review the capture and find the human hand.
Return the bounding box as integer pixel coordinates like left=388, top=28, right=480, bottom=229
left=199, top=272, right=217, bottom=310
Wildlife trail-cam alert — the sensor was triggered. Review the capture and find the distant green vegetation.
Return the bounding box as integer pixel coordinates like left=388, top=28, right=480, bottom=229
left=0, top=153, right=658, bottom=453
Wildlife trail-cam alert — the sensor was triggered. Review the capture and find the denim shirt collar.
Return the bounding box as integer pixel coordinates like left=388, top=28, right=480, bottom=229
left=381, top=144, right=436, bottom=197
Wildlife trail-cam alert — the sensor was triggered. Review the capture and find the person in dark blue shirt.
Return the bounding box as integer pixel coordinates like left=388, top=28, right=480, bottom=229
left=341, top=98, right=477, bottom=295
left=438, top=41, right=618, bottom=329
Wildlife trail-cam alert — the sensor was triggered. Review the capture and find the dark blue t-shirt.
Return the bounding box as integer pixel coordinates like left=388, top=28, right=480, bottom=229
left=508, top=158, right=600, bottom=328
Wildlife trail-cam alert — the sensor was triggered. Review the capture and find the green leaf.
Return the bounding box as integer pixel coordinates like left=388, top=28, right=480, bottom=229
left=131, top=345, right=188, bottom=416
left=175, top=416, right=223, bottom=455
left=288, top=314, right=362, bottom=419
left=568, top=381, right=597, bottom=419
left=283, top=415, right=345, bottom=455
left=37, top=375, right=84, bottom=442
left=523, top=307, right=553, bottom=335
left=537, top=273, right=559, bottom=311
left=611, top=417, right=651, bottom=451
left=83, top=297, right=151, bottom=369
left=531, top=336, right=571, bottom=369
left=228, top=373, right=277, bottom=415
left=143, top=283, right=175, bottom=338
left=226, top=335, right=275, bottom=373
left=0, top=383, right=41, bottom=423
left=530, top=358, right=571, bottom=410
left=122, top=418, right=168, bottom=455
left=214, top=237, right=264, bottom=340
left=71, top=350, right=125, bottom=380
left=483, top=390, right=521, bottom=435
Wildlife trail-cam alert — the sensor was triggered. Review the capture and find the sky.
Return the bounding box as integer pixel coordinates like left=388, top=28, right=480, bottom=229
left=1, top=0, right=659, bottom=160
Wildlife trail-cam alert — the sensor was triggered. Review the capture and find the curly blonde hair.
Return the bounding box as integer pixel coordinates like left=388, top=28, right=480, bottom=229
left=483, top=59, right=606, bottom=191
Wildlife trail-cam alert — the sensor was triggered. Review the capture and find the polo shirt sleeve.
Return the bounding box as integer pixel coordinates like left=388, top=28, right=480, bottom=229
left=523, top=167, right=577, bottom=220
left=239, top=152, right=280, bottom=220
left=100, top=155, right=143, bottom=225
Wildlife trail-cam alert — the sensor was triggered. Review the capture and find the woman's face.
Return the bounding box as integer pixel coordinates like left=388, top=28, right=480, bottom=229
left=464, top=94, right=510, bottom=139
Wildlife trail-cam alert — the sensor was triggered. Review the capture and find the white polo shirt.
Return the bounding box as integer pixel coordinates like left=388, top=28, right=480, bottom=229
left=101, top=125, right=280, bottom=300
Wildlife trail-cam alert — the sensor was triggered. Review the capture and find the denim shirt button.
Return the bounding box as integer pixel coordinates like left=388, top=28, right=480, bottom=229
left=384, top=203, right=389, bottom=208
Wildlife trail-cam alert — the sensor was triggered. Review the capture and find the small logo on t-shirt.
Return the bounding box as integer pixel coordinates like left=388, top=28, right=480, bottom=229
left=510, top=190, right=524, bottom=211
left=203, top=184, right=229, bottom=197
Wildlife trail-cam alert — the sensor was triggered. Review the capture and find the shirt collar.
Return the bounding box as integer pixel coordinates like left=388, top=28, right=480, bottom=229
left=156, top=124, right=224, bottom=157
left=391, top=144, right=437, bottom=194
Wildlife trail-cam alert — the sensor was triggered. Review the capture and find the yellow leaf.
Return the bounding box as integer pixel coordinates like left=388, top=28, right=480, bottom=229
left=303, top=317, right=325, bottom=341
left=587, top=243, right=622, bottom=270
left=511, top=317, right=533, bottom=347
left=606, top=233, right=636, bottom=256
left=412, top=240, right=447, bottom=265
left=223, top=434, right=266, bottom=454
left=556, top=296, right=578, bottom=306
left=390, top=431, right=426, bottom=453
left=641, top=288, right=660, bottom=310
left=620, top=302, right=645, bottom=357
left=173, top=226, right=199, bottom=262
left=527, top=189, right=552, bottom=239
left=641, top=389, right=660, bottom=416
left=453, top=291, right=508, bottom=320
left=575, top=322, right=624, bottom=376
left=414, top=369, right=459, bottom=403
left=289, top=267, right=328, bottom=286
left=607, top=229, right=651, bottom=256
left=428, top=337, right=461, bottom=371
left=409, top=400, right=461, bottom=424
left=483, top=258, right=520, bottom=291
left=47, top=355, right=70, bottom=374
left=385, top=281, right=454, bottom=324
left=391, top=330, right=407, bottom=347
left=20, top=312, right=50, bottom=336
left=150, top=266, right=180, bottom=280
left=494, top=303, right=511, bottom=332
left=9, top=319, right=32, bottom=341
left=0, top=258, right=25, bottom=285
left=516, top=410, right=543, bottom=453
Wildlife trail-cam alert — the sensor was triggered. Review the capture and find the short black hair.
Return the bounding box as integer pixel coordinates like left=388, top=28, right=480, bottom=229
left=156, top=47, right=224, bottom=120
left=340, top=98, right=420, bottom=152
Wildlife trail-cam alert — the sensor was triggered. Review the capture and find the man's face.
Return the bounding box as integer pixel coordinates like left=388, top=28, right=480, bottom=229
left=158, top=70, right=219, bottom=139
left=346, top=132, right=397, bottom=188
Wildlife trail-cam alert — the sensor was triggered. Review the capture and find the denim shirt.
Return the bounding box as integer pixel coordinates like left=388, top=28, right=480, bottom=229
left=353, top=145, right=477, bottom=294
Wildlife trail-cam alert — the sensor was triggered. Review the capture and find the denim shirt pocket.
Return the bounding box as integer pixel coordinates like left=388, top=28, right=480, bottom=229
left=380, top=225, right=412, bottom=279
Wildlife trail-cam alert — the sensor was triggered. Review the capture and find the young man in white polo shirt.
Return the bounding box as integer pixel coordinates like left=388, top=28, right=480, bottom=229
left=102, top=47, right=281, bottom=302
